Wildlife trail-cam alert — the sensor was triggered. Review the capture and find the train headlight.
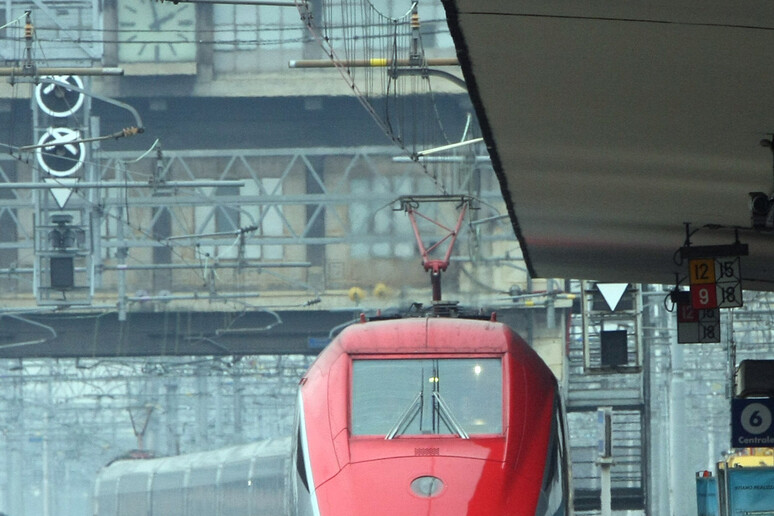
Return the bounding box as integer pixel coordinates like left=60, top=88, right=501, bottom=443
left=410, top=476, right=444, bottom=498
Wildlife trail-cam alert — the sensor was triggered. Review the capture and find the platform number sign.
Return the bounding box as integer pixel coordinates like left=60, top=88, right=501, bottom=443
left=732, top=398, right=774, bottom=447
left=689, top=257, right=742, bottom=309
left=716, top=257, right=743, bottom=307
left=677, top=295, right=720, bottom=343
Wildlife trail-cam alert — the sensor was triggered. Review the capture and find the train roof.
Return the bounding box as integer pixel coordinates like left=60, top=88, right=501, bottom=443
left=333, top=316, right=530, bottom=355
left=97, top=437, right=291, bottom=480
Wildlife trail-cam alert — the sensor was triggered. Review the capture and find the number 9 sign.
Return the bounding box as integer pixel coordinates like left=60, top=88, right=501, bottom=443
left=691, top=284, right=717, bottom=309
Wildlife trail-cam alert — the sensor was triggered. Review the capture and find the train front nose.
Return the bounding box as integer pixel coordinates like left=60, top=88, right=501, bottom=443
left=313, top=455, right=508, bottom=516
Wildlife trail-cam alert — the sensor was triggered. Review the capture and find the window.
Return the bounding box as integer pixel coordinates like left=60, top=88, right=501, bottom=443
left=349, top=177, right=415, bottom=259
left=351, top=358, right=502, bottom=437
left=536, top=395, right=570, bottom=516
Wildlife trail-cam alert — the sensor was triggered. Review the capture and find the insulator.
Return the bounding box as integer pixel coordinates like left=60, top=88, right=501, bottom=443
left=411, top=12, right=420, bottom=29
left=25, top=23, right=33, bottom=39
left=349, top=286, right=366, bottom=302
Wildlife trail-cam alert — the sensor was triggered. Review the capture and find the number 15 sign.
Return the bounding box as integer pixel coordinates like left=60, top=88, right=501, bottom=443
left=689, top=257, right=743, bottom=309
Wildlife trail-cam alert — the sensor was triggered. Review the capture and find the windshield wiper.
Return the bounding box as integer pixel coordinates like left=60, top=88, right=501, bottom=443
left=432, top=391, right=469, bottom=439
left=385, top=391, right=423, bottom=440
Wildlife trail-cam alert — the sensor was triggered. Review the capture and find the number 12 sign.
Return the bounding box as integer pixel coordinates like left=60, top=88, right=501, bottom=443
left=689, top=257, right=742, bottom=309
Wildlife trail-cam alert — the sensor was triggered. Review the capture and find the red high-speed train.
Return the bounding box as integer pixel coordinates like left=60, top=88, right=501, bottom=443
left=93, top=312, right=571, bottom=516
left=291, top=314, right=572, bottom=516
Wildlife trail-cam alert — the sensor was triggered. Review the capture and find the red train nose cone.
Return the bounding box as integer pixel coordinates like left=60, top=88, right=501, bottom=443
left=410, top=476, right=445, bottom=498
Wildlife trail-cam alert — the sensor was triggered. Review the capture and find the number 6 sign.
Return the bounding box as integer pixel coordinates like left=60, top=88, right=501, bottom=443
left=732, top=398, right=774, bottom=447
left=741, top=403, right=772, bottom=435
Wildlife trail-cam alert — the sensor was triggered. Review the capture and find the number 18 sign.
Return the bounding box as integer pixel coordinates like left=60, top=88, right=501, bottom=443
left=677, top=297, right=720, bottom=343
left=689, top=256, right=742, bottom=309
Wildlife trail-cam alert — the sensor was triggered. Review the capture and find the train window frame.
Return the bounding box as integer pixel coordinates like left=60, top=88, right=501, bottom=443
left=535, top=392, right=571, bottom=516
left=349, top=355, right=504, bottom=438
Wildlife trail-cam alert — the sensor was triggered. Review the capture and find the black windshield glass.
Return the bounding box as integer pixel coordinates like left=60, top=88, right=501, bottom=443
left=352, top=358, right=502, bottom=436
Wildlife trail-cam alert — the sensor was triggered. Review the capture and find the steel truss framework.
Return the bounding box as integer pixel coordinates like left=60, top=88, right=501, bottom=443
left=0, top=144, right=511, bottom=312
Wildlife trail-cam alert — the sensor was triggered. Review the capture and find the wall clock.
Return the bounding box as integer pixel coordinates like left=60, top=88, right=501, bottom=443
left=118, top=0, right=196, bottom=63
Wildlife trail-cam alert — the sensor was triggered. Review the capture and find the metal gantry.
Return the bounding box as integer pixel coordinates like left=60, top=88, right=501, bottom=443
left=0, top=143, right=509, bottom=312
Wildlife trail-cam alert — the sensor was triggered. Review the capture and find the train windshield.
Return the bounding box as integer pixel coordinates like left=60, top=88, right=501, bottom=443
left=351, top=358, right=502, bottom=437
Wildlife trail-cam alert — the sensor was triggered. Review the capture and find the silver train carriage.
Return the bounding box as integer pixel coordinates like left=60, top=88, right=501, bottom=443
left=93, top=438, right=291, bottom=516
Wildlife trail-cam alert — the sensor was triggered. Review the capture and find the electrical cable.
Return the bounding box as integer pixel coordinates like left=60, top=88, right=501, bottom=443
left=295, top=0, right=461, bottom=195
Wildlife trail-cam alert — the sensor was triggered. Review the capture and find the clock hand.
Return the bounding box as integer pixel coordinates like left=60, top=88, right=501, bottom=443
left=150, top=11, right=176, bottom=31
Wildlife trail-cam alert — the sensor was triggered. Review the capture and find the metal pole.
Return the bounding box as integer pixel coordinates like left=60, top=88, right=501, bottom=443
left=215, top=378, right=223, bottom=443
left=165, top=381, right=179, bottom=455
left=597, top=406, right=614, bottom=516
left=600, top=460, right=613, bottom=516
left=12, top=372, right=25, bottom=516
left=669, top=332, right=687, bottom=515
left=0, top=67, right=123, bottom=76
left=0, top=180, right=246, bottom=189
left=289, top=57, right=459, bottom=68
left=196, top=366, right=208, bottom=447
left=415, top=138, right=483, bottom=157
left=104, top=262, right=311, bottom=271
left=43, top=376, right=52, bottom=516
left=116, top=162, right=127, bottom=321
left=233, top=373, right=243, bottom=442
left=90, top=115, right=103, bottom=289
left=173, top=0, right=298, bottom=5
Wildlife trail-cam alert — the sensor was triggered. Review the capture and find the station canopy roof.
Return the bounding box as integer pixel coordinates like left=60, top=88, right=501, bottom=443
left=443, top=1, right=774, bottom=290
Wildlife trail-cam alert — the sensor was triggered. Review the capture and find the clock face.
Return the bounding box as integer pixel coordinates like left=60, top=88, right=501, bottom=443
left=118, top=0, right=196, bottom=62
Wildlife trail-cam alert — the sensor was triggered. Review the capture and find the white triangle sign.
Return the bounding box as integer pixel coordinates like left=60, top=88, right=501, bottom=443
left=597, top=283, right=629, bottom=311
left=44, top=178, right=78, bottom=209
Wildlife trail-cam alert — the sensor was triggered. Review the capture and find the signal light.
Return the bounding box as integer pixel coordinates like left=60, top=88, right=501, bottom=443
left=48, top=227, right=76, bottom=250
left=50, top=256, right=74, bottom=290
left=47, top=214, right=79, bottom=291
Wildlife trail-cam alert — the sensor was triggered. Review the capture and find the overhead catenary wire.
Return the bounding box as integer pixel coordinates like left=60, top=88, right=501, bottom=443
left=295, top=0, right=468, bottom=195
left=0, top=16, right=454, bottom=51
left=0, top=3, right=472, bottom=302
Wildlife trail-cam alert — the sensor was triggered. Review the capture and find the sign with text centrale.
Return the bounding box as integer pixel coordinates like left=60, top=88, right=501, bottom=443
left=731, top=398, right=774, bottom=448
